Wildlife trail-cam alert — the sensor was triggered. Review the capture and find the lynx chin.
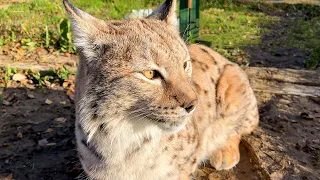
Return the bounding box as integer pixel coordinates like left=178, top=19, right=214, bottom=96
left=63, top=0, right=259, bottom=179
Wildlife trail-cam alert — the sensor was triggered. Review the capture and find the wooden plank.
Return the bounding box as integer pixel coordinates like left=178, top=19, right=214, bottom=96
left=243, top=67, right=320, bottom=86
left=242, top=67, right=320, bottom=97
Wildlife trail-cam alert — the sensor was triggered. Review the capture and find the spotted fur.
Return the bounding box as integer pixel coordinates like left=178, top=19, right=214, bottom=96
left=63, top=0, right=259, bottom=179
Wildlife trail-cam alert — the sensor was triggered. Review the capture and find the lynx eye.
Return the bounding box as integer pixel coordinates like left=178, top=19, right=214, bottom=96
left=143, top=70, right=161, bottom=80
left=183, top=61, right=190, bottom=71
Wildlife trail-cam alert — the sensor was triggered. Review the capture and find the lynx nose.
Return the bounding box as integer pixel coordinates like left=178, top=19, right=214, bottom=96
left=183, top=99, right=198, bottom=113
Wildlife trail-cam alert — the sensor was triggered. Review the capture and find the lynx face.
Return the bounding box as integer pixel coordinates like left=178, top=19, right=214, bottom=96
left=64, top=0, right=197, bottom=132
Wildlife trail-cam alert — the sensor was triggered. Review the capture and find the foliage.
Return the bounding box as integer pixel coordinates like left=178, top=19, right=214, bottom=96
left=0, top=0, right=319, bottom=69
left=57, top=65, right=73, bottom=81
left=3, top=66, right=18, bottom=85
left=0, top=66, right=75, bottom=88
left=0, top=0, right=157, bottom=55
left=58, top=19, right=76, bottom=53
left=305, top=47, right=320, bottom=69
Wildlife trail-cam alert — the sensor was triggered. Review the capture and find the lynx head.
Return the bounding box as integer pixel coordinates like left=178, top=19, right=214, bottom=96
left=63, top=0, right=197, bottom=133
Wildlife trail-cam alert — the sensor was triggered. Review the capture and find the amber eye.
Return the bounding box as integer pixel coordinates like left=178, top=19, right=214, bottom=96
left=143, top=70, right=160, bottom=80
left=183, top=61, right=189, bottom=71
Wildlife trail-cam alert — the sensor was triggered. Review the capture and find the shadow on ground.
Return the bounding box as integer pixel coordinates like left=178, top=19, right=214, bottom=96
left=250, top=92, right=320, bottom=179
left=244, top=4, right=318, bottom=69
left=1, top=84, right=320, bottom=180
left=0, top=88, right=81, bottom=180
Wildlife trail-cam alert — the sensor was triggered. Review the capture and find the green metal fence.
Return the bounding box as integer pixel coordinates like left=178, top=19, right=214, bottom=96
left=179, top=0, right=200, bottom=42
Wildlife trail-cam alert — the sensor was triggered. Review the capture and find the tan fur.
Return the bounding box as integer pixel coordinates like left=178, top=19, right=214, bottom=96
left=63, top=0, right=259, bottom=179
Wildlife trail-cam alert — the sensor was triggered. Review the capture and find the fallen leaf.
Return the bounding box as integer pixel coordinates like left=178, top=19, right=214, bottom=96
left=12, top=73, right=27, bottom=81
left=62, top=82, right=69, bottom=88
left=67, top=88, right=75, bottom=101
left=55, top=117, right=67, bottom=123
left=60, top=101, right=67, bottom=105
left=66, top=75, right=75, bottom=82
left=45, top=128, right=54, bottom=133
left=46, top=143, right=57, bottom=146
left=45, top=99, right=53, bottom=105
left=44, top=80, right=51, bottom=87
left=0, top=173, right=13, bottom=180
left=5, top=93, right=16, bottom=102
left=2, top=100, right=11, bottom=106
left=27, top=93, right=35, bottom=99
left=0, top=143, right=9, bottom=147
left=17, top=132, right=23, bottom=139
left=38, top=139, right=48, bottom=146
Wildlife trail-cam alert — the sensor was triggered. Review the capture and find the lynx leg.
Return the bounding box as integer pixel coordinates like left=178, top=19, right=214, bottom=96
left=210, top=135, right=240, bottom=170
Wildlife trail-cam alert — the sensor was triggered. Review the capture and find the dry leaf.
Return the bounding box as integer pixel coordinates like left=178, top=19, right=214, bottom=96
left=60, top=101, right=67, bottom=105
left=38, top=139, right=48, bottom=146
left=45, top=128, right=54, bottom=133
left=5, top=93, right=16, bottom=102
left=67, top=88, right=75, bottom=101
left=0, top=173, right=13, bottom=180
left=46, top=143, right=57, bottom=146
left=62, top=82, right=69, bottom=88
left=55, top=117, right=67, bottom=123
left=45, top=99, right=53, bottom=105
left=27, top=93, right=35, bottom=99
left=17, top=132, right=23, bottom=139
left=2, top=100, right=11, bottom=106
left=12, top=74, right=27, bottom=81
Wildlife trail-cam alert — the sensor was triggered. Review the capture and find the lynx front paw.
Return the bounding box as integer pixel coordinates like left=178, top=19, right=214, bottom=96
left=210, top=136, right=240, bottom=170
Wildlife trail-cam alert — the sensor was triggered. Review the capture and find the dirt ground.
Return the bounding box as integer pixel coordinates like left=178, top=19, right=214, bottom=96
left=1, top=83, right=319, bottom=180
left=1, top=3, right=320, bottom=180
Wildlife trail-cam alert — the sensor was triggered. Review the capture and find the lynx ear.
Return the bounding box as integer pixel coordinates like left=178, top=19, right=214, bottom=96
left=63, top=0, right=97, bottom=22
left=63, top=0, right=114, bottom=59
left=62, top=0, right=104, bottom=48
left=147, top=0, right=178, bottom=27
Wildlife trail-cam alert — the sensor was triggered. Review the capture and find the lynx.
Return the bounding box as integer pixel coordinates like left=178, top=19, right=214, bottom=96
left=63, top=0, right=259, bottom=179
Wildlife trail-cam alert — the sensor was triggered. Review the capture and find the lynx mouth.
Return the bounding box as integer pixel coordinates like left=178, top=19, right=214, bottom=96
left=154, top=117, right=189, bottom=132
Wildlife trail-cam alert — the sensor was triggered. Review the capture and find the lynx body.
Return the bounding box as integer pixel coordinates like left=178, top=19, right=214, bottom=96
left=63, top=0, right=259, bottom=179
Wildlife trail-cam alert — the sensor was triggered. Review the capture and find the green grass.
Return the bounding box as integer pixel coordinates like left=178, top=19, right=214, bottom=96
left=199, top=1, right=279, bottom=63
left=0, top=0, right=69, bottom=52
left=305, top=47, right=320, bottom=69
left=200, top=8, right=278, bottom=61
left=288, top=16, right=320, bottom=68
left=198, top=1, right=320, bottom=67
left=287, top=17, right=320, bottom=49
left=0, top=0, right=156, bottom=54
left=0, top=0, right=319, bottom=68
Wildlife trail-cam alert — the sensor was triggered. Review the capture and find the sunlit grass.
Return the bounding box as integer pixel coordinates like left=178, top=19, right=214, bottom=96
left=199, top=3, right=279, bottom=63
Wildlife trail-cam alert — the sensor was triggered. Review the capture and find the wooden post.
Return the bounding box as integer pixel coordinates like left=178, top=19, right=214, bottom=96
left=187, top=0, right=192, bottom=8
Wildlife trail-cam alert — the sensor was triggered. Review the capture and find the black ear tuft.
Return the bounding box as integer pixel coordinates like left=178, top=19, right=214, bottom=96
left=147, top=0, right=178, bottom=27
left=63, top=0, right=96, bottom=21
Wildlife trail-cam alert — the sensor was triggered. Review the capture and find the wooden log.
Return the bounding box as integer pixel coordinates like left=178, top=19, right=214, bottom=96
left=1, top=55, right=319, bottom=97
left=243, top=67, right=320, bottom=86
left=242, top=67, right=320, bottom=97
